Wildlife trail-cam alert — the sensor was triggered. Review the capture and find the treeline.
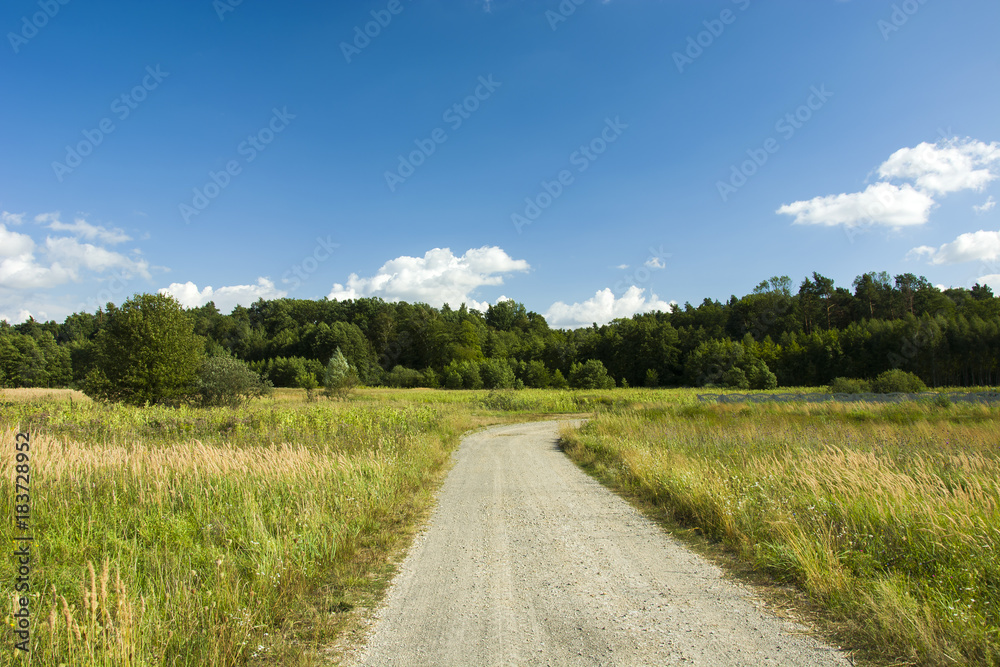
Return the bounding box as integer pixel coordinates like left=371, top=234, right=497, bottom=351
left=2, top=271, right=999, bottom=390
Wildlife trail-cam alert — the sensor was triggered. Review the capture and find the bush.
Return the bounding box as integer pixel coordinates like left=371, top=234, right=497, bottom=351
left=194, top=356, right=272, bottom=407
left=480, top=389, right=522, bottom=411
left=550, top=369, right=569, bottom=389
left=745, top=359, right=777, bottom=390
left=871, top=369, right=927, bottom=394
left=444, top=369, right=463, bottom=390
left=569, top=360, right=615, bottom=390
left=722, top=366, right=749, bottom=390
left=385, top=365, right=423, bottom=388
left=828, top=377, right=872, bottom=394
left=479, top=358, right=516, bottom=389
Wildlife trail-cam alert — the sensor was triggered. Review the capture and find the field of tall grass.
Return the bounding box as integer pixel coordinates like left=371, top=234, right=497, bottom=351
left=0, top=388, right=506, bottom=666
left=561, top=398, right=1000, bottom=666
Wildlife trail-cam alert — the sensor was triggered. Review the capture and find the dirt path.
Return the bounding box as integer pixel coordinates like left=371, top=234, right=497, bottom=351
left=347, top=420, right=851, bottom=666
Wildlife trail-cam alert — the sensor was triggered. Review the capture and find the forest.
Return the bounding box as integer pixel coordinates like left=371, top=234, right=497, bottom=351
left=2, top=271, right=999, bottom=391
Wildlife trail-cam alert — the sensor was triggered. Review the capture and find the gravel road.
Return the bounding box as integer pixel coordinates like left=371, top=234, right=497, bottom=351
left=348, top=420, right=851, bottom=666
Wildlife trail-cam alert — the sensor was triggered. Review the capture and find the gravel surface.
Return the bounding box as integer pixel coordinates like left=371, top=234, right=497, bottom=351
left=348, top=420, right=851, bottom=666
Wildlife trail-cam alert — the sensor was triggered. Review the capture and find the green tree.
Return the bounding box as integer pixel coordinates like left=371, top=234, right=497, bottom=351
left=84, top=294, right=205, bottom=405
left=569, top=359, right=615, bottom=389
left=479, top=358, right=516, bottom=389
left=194, top=355, right=271, bottom=407
left=323, top=347, right=357, bottom=400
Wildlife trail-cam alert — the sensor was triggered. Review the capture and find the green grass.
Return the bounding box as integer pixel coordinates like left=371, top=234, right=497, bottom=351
left=0, top=391, right=490, bottom=666
left=561, top=395, right=1000, bottom=666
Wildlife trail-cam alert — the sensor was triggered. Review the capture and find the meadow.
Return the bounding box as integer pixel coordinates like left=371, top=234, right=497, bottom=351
left=561, top=394, right=1000, bottom=666
left=0, top=386, right=606, bottom=666
left=3, top=386, right=998, bottom=666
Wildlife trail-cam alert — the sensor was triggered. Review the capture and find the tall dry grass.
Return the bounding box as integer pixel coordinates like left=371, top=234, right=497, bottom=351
left=0, top=397, right=464, bottom=666
left=562, top=400, right=1000, bottom=666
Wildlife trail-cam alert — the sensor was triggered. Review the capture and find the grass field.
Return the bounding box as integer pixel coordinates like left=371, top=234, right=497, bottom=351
left=0, top=388, right=510, bottom=666
left=561, top=396, right=1000, bottom=666
left=3, top=386, right=998, bottom=665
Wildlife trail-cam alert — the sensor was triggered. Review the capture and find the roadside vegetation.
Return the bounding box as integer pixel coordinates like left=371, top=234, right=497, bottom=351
left=561, top=395, right=1000, bottom=667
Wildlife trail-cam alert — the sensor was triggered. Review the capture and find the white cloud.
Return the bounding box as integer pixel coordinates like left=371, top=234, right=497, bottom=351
left=544, top=286, right=675, bottom=329
left=909, top=230, right=1000, bottom=265
left=35, top=212, right=131, bottom=244
left=975, top=196, right=996, bottom=214
left=45, top=237, right=150, bottom=280
left=0, top=223, right=35, bottom=257
left=780, top=137, right=1000, bottom=229
left=644, top=257, right=667, bottom=269
left=778, top=182, right=934, bottom=228
left=2, top=211, right=24, bottom=226
left=328, top=246, right=530, bottom=311
left=615, top=264, right=630, bottom=270
left=160, top=277, right=286, bottom=313
left=878, top=139, right=1000, bottom=195
left=0, top=309, right=35, bottom=325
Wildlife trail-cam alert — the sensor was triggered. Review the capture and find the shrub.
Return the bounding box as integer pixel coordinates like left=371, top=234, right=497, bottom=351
left=828, top=377, right=872, bottom=394
left=480, top=389, right=522, bottom=411
left=444, top=369, right=463, bottom=390
left=871, top=369, right=927, bottom=394
left=569, top=360, right=615, bottom=390
left=194, top=356, right=272, bottom=407
left=550, top=369, right=569, bottom=389
left=722, top=366, right=749, bottom=390
left=385, top=365, right=423, bottom=388
left=479, top=358, right=516, bottom=389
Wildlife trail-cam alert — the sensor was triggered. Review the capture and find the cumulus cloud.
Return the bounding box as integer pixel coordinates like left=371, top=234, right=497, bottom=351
left=778, top=137, right=1000, bottom=228
left=908, top=230, right=1000, bottom=265
left=35, top=212, right=131, bottom=244
left=878, top=139, right=1000, bottom=195
left=778, top=183, right=935, bottom=228
left=45, top=237, right=150, bottom=280
left=544, top=286, right=675, bottom=329
left=328, top=246, right=530, bottom=311
left=160, top=278, right=286, bottom=313
left=975, top=196, right=996, bottom=214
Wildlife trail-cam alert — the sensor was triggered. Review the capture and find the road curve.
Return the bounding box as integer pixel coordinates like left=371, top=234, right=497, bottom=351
left=348, top=420, right=850, bottom=666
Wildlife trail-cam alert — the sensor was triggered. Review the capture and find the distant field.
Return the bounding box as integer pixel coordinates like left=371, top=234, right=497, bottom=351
left=562, top=397, right=1000, bottom=667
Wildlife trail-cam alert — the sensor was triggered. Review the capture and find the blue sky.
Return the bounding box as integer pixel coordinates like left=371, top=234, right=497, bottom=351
left=2, top=0, right=998, bottom=328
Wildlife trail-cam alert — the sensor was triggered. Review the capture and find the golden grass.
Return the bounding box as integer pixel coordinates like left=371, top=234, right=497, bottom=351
left=562, top=399, right=1000, bottom=666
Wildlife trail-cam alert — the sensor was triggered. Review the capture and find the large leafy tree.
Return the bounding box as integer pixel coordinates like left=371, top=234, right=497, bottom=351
left=84, top=293, right=205, bottom=405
